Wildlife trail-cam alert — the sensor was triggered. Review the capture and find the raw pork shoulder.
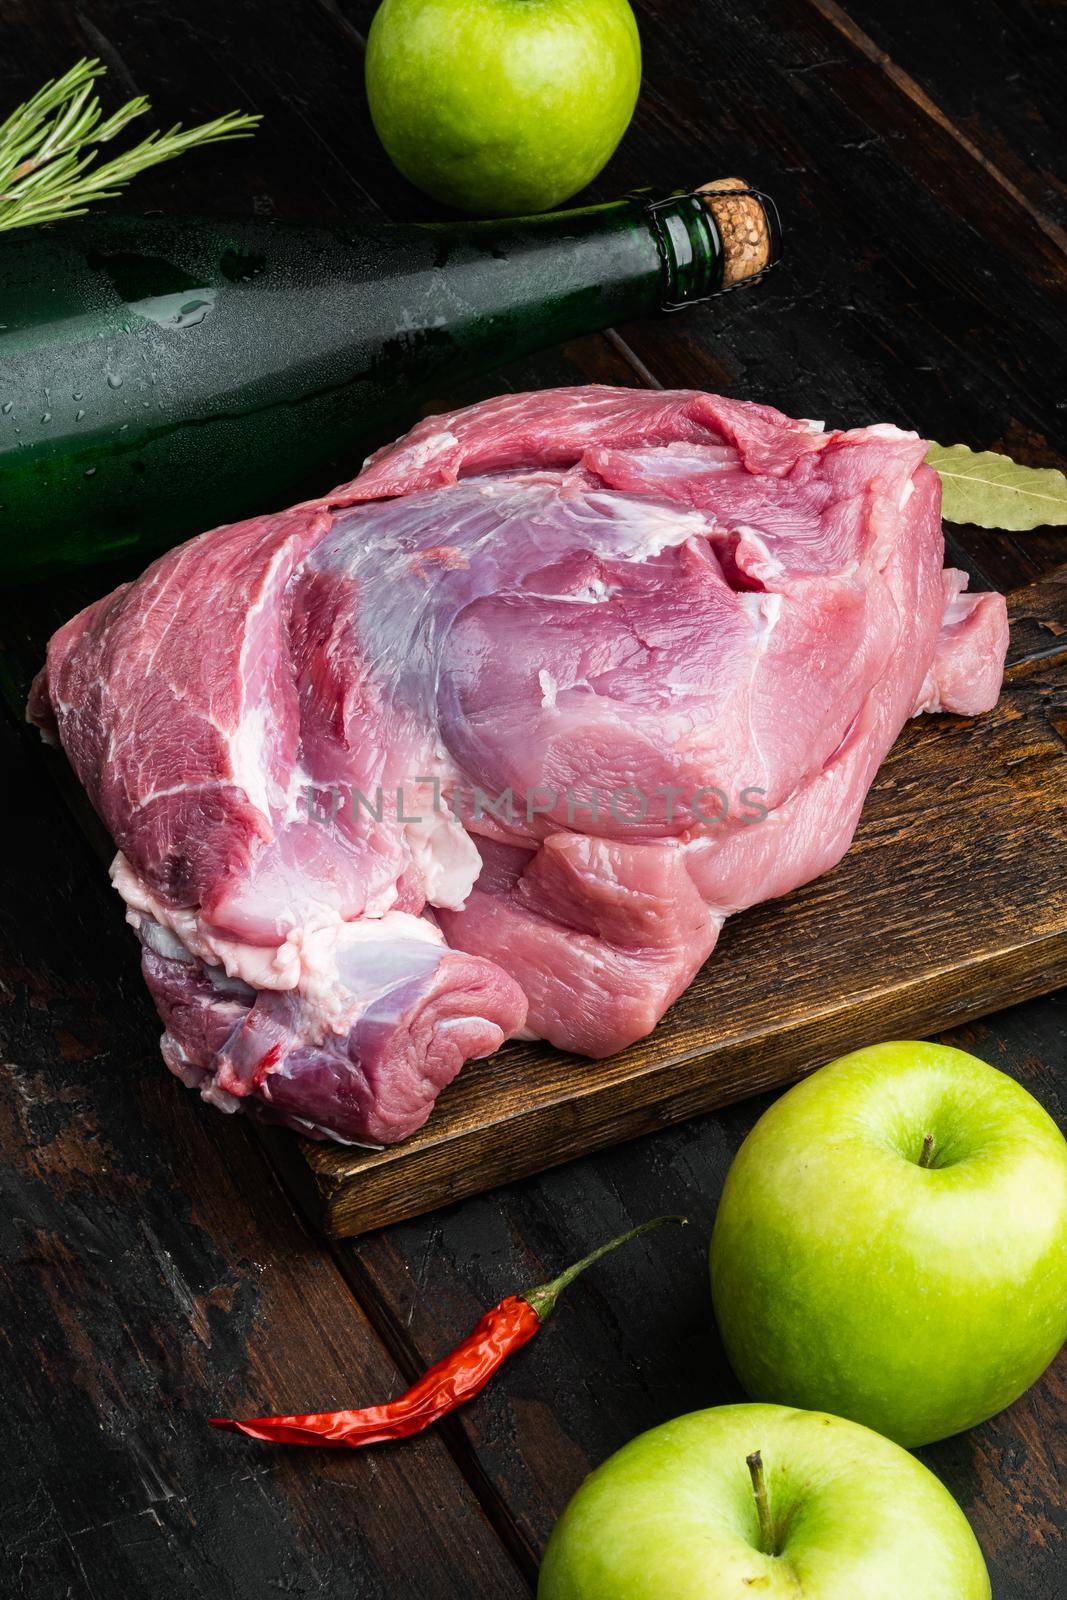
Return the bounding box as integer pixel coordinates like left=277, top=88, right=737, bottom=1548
left=30, top=387, right=1009, bottom=1144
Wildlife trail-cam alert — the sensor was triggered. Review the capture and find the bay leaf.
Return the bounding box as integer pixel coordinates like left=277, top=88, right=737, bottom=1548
left=926, top=442, right=1067, bottom=530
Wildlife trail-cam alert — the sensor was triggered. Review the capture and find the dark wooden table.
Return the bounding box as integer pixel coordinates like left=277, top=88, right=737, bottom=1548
left=1, top=2, right=1065, bottom=1595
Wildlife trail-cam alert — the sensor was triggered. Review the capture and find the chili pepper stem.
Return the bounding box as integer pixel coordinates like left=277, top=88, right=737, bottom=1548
left=522, top=1214, right=688, bottom=1322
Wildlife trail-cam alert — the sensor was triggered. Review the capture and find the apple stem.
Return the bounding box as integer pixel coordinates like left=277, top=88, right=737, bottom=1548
left=918, top=1132, right=937, bottom=1169
left=747, top=1449, right=777, bottom=1556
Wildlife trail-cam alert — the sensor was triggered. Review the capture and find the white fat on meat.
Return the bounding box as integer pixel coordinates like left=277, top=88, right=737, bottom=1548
left=405, top=806, right=482, bottom=910
left=32, top=385, right=1007, bottom=1146
left=113, top=849, right=444, bottom=1020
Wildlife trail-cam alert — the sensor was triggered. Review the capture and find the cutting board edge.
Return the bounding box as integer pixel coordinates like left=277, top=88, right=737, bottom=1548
left=314, top=933, right=1067, bottom=1237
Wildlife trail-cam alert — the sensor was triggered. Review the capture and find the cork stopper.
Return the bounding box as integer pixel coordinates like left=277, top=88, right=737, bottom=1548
left=698, top=178, right=775, bottom=287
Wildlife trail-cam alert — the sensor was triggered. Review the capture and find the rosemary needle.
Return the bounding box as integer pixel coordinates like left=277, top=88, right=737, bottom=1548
left=0, top=58, right=260, bottom=233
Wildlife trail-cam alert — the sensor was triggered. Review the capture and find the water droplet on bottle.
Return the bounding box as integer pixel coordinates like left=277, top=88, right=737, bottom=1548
left=72, top=390, right=83, bottom=401
left=85, top=467, right=97, bottom=478
left=41, top=412, right=51, bottom=423
left=76, top=409, right=85, bottom=420
left=119, top=423, right=128, bottom=432
left=107, top=372, right=123, bottom=389
left=1, top=401, right=12, bottom=415
left=169, top=296, right=213, bottom=328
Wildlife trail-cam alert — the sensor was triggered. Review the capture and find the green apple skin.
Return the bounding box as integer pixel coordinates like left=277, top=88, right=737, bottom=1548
left=710, top=1042, right=1067, bottom=1448
left=538, top=1403, right=990, bottom=1599
left=365, top=0, right=641, bottom=215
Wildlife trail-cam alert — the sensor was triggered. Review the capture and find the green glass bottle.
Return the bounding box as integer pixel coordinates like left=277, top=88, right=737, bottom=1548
left=0, top=179, right=779, bottom=582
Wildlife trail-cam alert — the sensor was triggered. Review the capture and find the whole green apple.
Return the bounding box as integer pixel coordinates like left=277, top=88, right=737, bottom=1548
left=710, top=1041, right=1067, bottom=1447
left=365, top=0, right=641, bottom=215
left=538, top=1403, right=990, bottom=1598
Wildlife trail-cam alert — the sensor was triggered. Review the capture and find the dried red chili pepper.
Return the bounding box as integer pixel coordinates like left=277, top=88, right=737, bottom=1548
left=210, top=1215, right=685, bottom=1448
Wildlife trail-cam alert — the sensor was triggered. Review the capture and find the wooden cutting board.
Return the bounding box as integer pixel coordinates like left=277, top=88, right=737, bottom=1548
left=299, top=567, right=1067, bottom=1236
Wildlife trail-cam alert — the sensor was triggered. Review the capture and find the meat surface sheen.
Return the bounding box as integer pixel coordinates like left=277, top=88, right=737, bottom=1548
left=30, top=386, right=1009, bottom=1143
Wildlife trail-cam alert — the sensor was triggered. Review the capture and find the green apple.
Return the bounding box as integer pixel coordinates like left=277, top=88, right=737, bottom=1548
left=365, top=0, right=642, bottom=215
left=710, top=1041, right=1067, bottom=1448
left=538, top=1403, right=990, bottom=1598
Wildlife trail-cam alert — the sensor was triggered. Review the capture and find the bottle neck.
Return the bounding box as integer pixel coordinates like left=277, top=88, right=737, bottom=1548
left=415, top=183, right=778, bottom=354
left=630, top=190, right=725, bottom=308
left=627, top=185, right=780, bottom=310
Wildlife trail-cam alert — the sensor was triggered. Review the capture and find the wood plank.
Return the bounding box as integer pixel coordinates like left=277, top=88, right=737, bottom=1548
left=5, top=626, right=1061, bottom=1597
left=4, top=0, right=1062, bottom=1235
left=336, top=992, right=1067, bottom=1600
left=324, top=30, right=1063, bottom=1591
left=304, top=567, right=1067, bottom=1235
left=338, top=0, right=1067, bottom=441
left=0, top=714, right=529, bottom=1599
left=822, top=0, right=1066, bottom=232
left=4, top=0, right=1062, bottom=599
left=600, top=0, right=1067, bottom=581
left=330, top=0, right=1067, bottom=595
left=1, top=4, right=1065, bottom=1597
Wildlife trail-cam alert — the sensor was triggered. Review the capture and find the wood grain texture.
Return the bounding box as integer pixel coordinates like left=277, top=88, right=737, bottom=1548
left=299, top=568, right=1067, bottom=1235
left=4, top=0, right=1063, bottom=580
left=834, top=0, right=1067, bottom=233
left=338, top=0, right=1067, bottom=465
left=336, top=995, right=1067, bottom=1596
left=0, top=699, right=528, bottom=1597
left=1, top=1, right=1066, bottom=1597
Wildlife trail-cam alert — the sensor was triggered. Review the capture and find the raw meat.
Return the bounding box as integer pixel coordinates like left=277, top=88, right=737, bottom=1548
left=29, top=386, right=1009, bottom=1144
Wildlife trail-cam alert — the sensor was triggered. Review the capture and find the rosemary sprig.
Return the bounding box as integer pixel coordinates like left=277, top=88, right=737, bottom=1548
left=0, top=58, right=260, bottom=233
